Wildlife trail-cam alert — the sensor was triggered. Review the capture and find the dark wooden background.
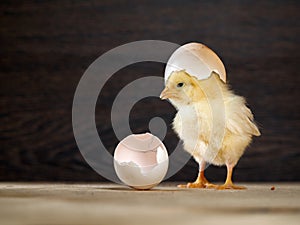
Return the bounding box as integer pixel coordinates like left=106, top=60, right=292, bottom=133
left=1, top=0, right=299, bottom=182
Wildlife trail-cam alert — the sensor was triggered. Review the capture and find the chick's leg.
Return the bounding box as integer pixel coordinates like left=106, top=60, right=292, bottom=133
left=217, top=163, right=246, bottom=190
left=178, top=161, right=217, bottom=188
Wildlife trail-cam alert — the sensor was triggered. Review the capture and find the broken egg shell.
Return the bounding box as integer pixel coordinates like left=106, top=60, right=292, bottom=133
left=114, top=160, right=168, bottom=189
left=114, top=133, right=169, bottom=190
left=164, top=42, right=226, bottom=83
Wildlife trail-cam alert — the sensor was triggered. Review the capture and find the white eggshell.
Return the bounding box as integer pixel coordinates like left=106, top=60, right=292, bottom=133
left=114, top=133, right=169, bottom=190
left=165, top=42, right=226, bottom=83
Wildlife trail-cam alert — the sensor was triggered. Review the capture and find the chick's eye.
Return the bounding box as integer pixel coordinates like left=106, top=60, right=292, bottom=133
left=177, top=82, right=184, bottom=88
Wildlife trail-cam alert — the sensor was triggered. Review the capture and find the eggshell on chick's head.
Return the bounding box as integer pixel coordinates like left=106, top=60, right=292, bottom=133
left=164, top=42, right=226, bottom=83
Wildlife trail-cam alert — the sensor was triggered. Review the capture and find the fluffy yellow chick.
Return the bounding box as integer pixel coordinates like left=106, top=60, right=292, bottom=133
left=160, top=71, right=260, bottom=190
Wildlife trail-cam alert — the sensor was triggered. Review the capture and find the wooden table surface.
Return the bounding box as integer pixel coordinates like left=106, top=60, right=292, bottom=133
left=0, top=182, right=299, bottom=225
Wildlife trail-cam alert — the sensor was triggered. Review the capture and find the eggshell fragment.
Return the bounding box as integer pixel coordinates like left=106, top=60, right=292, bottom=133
left=164, top=42, right=226, bottom=83
left=114, top=133, right=169, bottom=190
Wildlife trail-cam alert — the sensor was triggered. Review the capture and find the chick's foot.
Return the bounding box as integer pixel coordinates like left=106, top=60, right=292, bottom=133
left=177, top=181, right=217, bottom=189
left=217, top=164, right=246, bottom=190
left=216, top=183, right=246, bottom=190
left=178, top=166, right=217, bottom=189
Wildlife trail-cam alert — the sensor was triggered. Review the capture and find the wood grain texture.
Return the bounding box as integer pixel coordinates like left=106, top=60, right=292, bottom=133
left=0, top=183, right=299, bottom=225
left=0, top=0, right=299, bottom=181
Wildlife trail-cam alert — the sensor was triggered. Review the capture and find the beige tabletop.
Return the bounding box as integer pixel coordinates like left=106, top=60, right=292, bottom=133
left=0, top=182, right=299, bottom=225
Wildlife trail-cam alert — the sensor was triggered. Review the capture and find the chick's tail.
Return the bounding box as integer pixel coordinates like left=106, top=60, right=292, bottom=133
left=227, top=103, right=261, bottom=137
left=247, top=118, right=261, bottom=136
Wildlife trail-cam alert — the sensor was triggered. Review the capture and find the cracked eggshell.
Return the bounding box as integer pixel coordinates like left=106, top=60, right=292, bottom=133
left=114, top=133, right=169, bottom=190
left=164, top=42, right=226, bottom=83
left=114, top=160, right=169, bottom=189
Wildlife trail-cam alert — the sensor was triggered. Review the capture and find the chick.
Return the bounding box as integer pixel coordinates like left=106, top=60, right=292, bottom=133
left=160, top=70, right=260, bottom=189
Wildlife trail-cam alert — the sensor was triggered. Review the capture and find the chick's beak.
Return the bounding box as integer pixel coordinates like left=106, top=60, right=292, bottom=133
left=160, top=87, right=174, bottom=100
